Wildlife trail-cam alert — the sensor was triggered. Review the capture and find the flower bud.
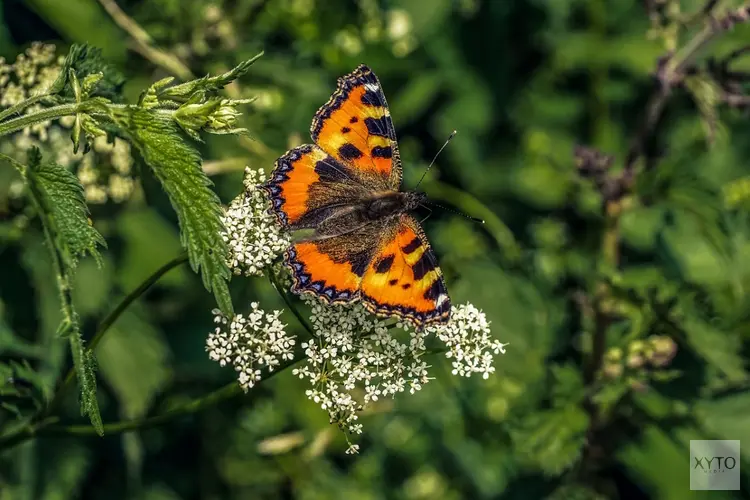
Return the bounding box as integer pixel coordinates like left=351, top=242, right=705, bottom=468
left=602, top=362, right=623, bottom=379
left=626, top=353, right=645, bottom=369
left=647, top=335, right=677, bottom=367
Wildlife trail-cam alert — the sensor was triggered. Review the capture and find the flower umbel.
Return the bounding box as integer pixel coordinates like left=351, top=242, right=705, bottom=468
left=206, top=303, right=296, bottom=391
left=425, top=303, right=507, bottom=380
left=221, top=167, right=291, bottom=276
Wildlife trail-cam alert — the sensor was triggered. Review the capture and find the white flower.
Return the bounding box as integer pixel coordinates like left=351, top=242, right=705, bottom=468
left=425, top=303, right=508, bottom=380
left=221, top=167, right=291, bottom=277
left=206, top=303, right=296, bottom=391
left=292, top=295, right=432, bottom=436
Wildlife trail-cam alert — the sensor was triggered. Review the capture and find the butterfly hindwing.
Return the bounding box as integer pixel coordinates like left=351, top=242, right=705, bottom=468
left=310, top=64, right=402, bottom=190
left=360, top=214, right=451, bottom=326
left=286, top=221, right=386, bottom=303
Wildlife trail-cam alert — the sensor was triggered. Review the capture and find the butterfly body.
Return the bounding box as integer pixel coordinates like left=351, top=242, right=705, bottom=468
left=262, top=65, right=451, bottom=327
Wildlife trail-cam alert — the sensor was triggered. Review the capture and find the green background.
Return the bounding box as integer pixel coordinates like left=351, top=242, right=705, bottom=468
left=2, top=0, right=750, bottom=498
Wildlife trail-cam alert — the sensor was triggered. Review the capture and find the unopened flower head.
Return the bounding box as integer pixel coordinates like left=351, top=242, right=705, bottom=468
left=221, top=167, right=291, bottom=276
left=206, top=303, right=296, bottom=391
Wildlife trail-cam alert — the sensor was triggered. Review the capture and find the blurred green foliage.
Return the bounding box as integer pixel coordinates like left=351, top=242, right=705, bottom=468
left=1, top=0, right=750, bottom=498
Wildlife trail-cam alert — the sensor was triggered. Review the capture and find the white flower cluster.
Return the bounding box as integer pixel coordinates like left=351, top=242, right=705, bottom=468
left=206, top=294, right=506, bottom=454
left=1, top=43, right=137, bottom=206
left=221, top=167, right=291, bottom=276
left=206, top=303, right=296, bottom=391
left=425, top=303, right=508, bottom=379
left=292, top=296, right=432, bottom=444
left=290, top=298, right=506, bottom=454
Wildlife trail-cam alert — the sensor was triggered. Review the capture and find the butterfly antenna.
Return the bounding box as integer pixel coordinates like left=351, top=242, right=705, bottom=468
left=421, top=202, right=485, bottom=224
left=415, top=130, right=457, bottom=189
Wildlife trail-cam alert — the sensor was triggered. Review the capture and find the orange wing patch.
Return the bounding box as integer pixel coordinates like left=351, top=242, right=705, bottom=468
left=360, top=215, right=451, bottom=327
left=286, top=242, right=363, bottom=303
left=262, top=144, right=368, bottom=229
left=310, top=65, right=401, bottom=189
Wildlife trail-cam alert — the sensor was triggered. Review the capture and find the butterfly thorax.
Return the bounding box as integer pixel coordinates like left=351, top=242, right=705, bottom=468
left=363, top=191, right=426, bottom=220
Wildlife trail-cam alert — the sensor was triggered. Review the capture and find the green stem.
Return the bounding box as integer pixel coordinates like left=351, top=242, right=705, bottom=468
left=0, top=103, right=79, bottom=138
left=269, top=270, right=316, bottom=338
left=4, top=356, right=304, bottom=446
left=423, top=180, right=521, bottom=263
left=40, top=252, right=191, bottom=419
left=0, top=93, right=50, bottom=123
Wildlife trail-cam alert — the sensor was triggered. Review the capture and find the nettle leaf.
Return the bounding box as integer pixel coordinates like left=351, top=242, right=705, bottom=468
left=70, top=333, right=103, bottom=436
left=112, top=107, right=233, bottom=315
left=50, top=43, right=125, bottom=102
left=25, top=148, right=106, bottom=270
left=509, top=404, right=590, bottom=476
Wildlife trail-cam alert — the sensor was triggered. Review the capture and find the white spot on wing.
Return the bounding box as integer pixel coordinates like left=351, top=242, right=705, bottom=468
left=364, top=83, right=380, bottom=93
left=436, top=294, right=449, bottom=307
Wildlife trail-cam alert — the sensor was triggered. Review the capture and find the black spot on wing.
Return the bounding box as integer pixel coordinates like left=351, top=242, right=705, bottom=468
left=412, top=251, right=436, bottom=280
left=374, top=254, right=395, bottom=274
left=389, top=279, right=398, bottom=286
left=339, top=143, right=363, bottom=160
left=423, top=280, right=443, bottom=300
left=364, top=117, right=390, bottom=137
left=349, top=116, right=358, bottom=123
left=341, top=126, right=351, bottom=133
left=402, top=237, right=421, bottom=254
left=371, top=146, right=392, bottom=159
left=350, top=250, right=370, bottom=277
left=402, top=283, right=411, bottom=290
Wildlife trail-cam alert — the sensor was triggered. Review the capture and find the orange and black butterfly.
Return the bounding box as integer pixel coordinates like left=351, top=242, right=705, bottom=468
left=262, top=65, right=450, bottom=327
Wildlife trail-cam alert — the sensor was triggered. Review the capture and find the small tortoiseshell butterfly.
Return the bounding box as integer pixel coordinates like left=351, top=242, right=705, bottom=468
left=262, top=65, right=450, bottom=327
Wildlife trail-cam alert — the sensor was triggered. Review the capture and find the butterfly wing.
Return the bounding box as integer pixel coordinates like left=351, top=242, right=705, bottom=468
left=285, top=220, right=387, bottom=303
left=262, top=144, right=371, bottom=230
left=310, top=64, right=402, bottom=191
left=360, top=214, right=451, bottom=327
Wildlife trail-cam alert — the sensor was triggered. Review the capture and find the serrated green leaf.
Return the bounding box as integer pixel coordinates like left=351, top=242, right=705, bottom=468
left=158, top=52, right=263, bottom=103
left=69, top=332, right=103, bottom=436
left=24, top=148, right=106, bottom=271
left=111, top=107, right=233, bottom=315
left=50, top=43, right=125, bottom=102
left=510, top=404, right=589, bottom=476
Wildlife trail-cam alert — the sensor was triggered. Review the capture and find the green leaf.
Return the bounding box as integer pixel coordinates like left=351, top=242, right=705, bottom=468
left=111, top=107, right=233, bottom=315
left=617, top=424, right=735, bottom=500
left=49, top=43, right=125, bottom=102
left=681, top=314, right=747, bottom=384
left=69, top=332, right=103, bottom=436
left=550, top=363, right=586, bottom=407
left=97, top=307, right=171, bottom=418
left=158, top=52, right=263, bottom=104
left=509, top=404, right=589, bottom=476
left=24, top=148, right=106, bottom=271
left=695, top=392, right=750, bottom=460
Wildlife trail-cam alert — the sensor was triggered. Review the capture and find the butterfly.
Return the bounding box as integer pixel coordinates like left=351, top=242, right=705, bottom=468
left=261, top=65, right=451, bottom=327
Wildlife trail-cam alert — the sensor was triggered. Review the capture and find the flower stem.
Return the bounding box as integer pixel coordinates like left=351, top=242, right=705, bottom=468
left=39, top=252, right=191, bottom=420
left=423, top=180, right=521, bottom=264
left=0, top=103, right=79, bottom=138
left=269, top=270, right=316, bottom=338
